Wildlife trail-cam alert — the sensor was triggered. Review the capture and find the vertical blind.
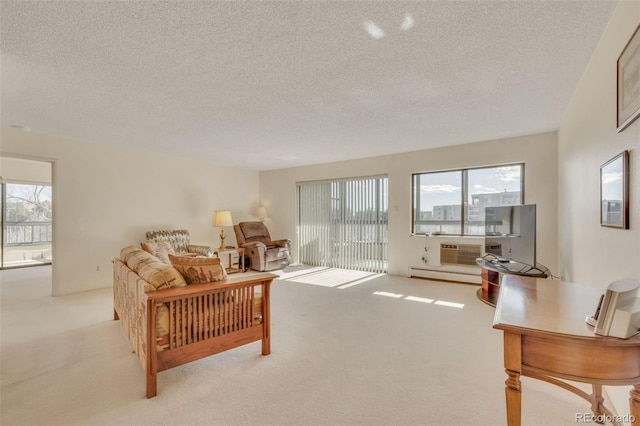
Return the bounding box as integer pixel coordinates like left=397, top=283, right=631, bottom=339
left=297, top=176, right=388, bottom=273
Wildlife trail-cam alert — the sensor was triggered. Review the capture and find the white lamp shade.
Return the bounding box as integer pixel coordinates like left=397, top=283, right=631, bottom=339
left=256, top=206, right=268, bottom=220
left=213, top=210, right=233, bottom=227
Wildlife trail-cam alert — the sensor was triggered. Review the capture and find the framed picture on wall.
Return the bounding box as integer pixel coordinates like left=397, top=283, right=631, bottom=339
left=600, top=150, right=629, bottom=229
left=617, top=23, right=640, bottom=132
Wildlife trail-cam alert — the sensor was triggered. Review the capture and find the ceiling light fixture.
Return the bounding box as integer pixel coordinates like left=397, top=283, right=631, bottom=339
left=363, top=20, right=385, bottom=39
left=401, top=13, right=414, bottom=31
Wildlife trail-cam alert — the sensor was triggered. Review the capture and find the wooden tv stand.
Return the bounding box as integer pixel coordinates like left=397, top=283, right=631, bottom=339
left=476, top=256, right=549, bottom=306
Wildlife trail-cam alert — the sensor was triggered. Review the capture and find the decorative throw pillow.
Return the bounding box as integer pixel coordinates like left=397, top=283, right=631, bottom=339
left=136, top=260, right=187, bottom=290
left=141, top=241, right=175, bottom=265
left=124, top=247, right=187, bottom=290
left=120, top=245, right=142, bottom=264
left=168, top=254, right=227, bottom=284
left=125, top=247, right=161, bottom=271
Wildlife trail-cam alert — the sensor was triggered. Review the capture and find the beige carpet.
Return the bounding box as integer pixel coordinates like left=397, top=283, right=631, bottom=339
left=1, top=265, right=609, bottom=425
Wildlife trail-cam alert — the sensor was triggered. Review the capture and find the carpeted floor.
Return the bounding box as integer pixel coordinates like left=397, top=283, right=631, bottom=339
left=1, top=265, right=609, bottom=425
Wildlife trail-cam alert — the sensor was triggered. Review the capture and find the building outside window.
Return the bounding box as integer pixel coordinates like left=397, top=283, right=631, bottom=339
left=412, top=164, right=524, bottom=236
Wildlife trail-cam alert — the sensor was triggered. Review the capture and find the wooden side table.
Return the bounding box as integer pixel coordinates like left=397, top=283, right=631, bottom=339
left=214, top=247, right=246, bottom=273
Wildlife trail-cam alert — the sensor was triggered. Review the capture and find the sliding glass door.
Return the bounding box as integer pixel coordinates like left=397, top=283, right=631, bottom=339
left=1, top=182, right=53, bottom=268
left=297, top=176, right=388, bottom=273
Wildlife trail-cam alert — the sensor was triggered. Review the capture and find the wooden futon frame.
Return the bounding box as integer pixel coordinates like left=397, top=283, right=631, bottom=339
left=114, top=259, right=276, bottom=398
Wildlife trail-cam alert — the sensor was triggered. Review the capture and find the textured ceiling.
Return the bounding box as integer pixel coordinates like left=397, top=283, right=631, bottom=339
left=1, top=1, right=616, bottom=171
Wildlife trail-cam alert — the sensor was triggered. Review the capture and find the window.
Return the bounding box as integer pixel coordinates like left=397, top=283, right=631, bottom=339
left=2, top=182, right=53, bottom=268
left=412, top=164, right=524, bottom=236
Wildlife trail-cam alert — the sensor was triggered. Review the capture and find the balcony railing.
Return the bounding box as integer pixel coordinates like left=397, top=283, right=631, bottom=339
left=5, top=221, right=52, bottom=245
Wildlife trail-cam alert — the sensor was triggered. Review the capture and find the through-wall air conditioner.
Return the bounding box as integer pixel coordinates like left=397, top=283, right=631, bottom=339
left=440, top=244, right=482, bottom=266
left=408, top=239, right=483, bottom=284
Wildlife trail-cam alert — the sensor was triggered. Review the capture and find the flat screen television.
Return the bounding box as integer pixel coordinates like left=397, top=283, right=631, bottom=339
left=484, top=204, right=536, bottom=267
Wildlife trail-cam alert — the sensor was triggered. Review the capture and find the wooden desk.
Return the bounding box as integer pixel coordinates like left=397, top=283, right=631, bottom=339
left=493, top=275, right=640, bottom=426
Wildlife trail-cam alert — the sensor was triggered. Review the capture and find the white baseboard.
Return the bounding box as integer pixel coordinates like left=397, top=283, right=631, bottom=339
left=408, top=265, right=482, bottom=285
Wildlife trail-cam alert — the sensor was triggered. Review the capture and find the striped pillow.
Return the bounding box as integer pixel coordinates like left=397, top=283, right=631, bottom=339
left=141, top=241, right=175, bottom=265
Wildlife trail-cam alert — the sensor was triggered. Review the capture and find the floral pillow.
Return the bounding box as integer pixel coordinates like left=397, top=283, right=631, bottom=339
left=168, top=254, right=227, bottom=284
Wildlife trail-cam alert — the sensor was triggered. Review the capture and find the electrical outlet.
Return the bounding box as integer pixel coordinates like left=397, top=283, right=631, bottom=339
left=96, top=266, right=100, bottom=272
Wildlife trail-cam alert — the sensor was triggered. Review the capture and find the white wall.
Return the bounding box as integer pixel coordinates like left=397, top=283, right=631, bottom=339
left=1, top=126, right=260, bottom=295
left=260, top=131, right=558, bottom=277
left=559, top=1, right=639, bottom=286
left=558, top=1, right=640, bottom=416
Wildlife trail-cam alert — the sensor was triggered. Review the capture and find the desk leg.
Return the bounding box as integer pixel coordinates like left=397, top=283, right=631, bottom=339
left=630, top=384, right=640, bottom=424
left=591, top=384, right=605, bottom=424
left=504, top=332, right=522, bottom=426
left=505, top=370, right=522, bottom=426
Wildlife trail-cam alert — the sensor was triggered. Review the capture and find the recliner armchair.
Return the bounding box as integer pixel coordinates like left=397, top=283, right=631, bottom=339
left=145, top=229, right=214, bottom=257
left=233, top=222, right=291, bottom=271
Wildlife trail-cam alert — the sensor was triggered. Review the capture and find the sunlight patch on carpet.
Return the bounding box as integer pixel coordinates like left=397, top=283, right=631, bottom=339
left=374, top=292, right=465, bottom=309
left=405, top=296, right=435, bottom=304
left=373, top=291, right=403, bottom=298
left=277, top=267, right=382, bottom=288
left=434, top=300, right=465, bottom=309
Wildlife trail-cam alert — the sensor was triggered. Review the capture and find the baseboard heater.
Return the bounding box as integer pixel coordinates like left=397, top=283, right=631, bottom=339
left=408, top=265, right=482, bottom=284
left=408, top=242, right=483, bottom=284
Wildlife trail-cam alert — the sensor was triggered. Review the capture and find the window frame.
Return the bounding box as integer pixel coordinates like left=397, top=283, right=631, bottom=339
left=411, top=163, right=525, bottom=236
left=1, top=180, right=53, bottom=268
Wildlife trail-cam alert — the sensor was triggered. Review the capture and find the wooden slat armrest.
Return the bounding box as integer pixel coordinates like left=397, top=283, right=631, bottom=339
left=144, top=272, right=277, bottom=303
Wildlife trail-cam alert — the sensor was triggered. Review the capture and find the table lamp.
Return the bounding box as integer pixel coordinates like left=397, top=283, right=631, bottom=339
left=213, top=210, right=233, bottom=250
left=256, top=206, right=269, bottom=222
